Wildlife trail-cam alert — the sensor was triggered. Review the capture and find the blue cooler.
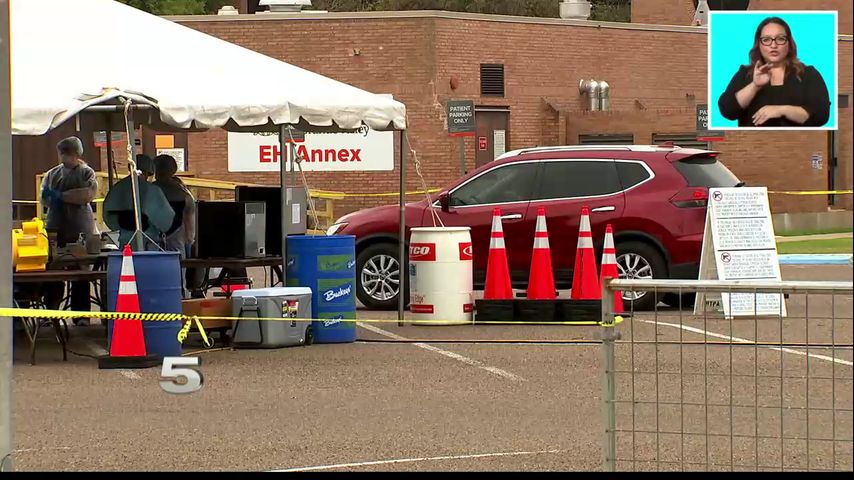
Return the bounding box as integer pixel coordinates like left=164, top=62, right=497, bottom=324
left=106, top=251, right=183, bottom=358
left=286, top=235, right=357, bottom=343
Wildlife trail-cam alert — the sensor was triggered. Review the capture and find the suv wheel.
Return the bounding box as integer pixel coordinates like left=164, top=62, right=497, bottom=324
left=615, top=241, right=666, bottom=311
left=356, top=243, right=407, bottom=310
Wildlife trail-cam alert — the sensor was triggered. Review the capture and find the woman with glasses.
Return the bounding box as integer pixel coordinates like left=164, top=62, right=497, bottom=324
left=717, top=16, right=830, bottom=127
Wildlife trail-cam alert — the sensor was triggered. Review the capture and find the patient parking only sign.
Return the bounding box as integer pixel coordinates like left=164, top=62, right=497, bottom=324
left=448, top=100, right=476, bottom=137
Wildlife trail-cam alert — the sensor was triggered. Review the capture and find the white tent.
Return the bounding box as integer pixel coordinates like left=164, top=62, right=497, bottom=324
left=10, top=0, right=406, bottom=135
left=7, top=0, right=410, bottom=321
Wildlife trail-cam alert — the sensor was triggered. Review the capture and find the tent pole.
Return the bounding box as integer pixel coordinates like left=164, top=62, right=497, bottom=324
left=398, top=130, right=406, bottom=325
left=126, top=118, right=144, bottom=251
left=279, top=125, right=290, bottom=284
left=0, top=0, right=14, bottom=470
left=105, top=119, right=114, bottom=188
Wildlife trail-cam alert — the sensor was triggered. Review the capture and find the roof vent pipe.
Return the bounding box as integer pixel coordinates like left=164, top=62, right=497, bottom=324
left=559, top=1, right=592, bottom=20
left=598, top=80, right=610, bottom=111
left=259, top=0, right=312, bottom=13
left=579, top=79, right=601, bottom=111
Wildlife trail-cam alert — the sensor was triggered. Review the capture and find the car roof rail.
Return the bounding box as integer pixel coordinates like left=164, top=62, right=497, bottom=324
left=496, top=144, right=683, bottom=160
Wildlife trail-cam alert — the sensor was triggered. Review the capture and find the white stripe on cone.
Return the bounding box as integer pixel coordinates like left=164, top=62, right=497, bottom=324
left=489, top=214, right=506, bottom=250
left=576, top=211, right=593, bottom=249
left=533, top=215, right=549, bottom=249
left=118, top=249, right=138, bottom=295
left=602, top=252, right=617, bottom=264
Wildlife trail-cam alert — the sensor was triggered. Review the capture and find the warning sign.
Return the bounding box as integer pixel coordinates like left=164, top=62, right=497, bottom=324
left=694, top=187, right=786, bottom=318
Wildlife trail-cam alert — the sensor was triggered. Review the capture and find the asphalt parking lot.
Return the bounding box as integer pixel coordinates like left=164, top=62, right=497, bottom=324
left=10, top=265, right=853, bottom=471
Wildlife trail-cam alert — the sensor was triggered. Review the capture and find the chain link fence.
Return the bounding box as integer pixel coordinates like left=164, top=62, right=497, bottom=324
left=601, top=279, right=853, bottom=471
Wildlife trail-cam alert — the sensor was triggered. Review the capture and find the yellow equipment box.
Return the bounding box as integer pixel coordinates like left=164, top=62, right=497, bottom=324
left=12, top=218, right=49, bottom=272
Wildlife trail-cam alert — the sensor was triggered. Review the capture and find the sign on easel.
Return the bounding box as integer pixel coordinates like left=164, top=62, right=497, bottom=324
left=694, top=187, right=787, bottom=319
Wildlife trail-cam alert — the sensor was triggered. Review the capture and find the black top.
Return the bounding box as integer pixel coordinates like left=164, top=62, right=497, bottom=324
left=717, top=64, right=830, bottom=127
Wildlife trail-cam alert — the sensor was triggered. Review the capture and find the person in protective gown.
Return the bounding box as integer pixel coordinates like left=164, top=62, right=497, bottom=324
left=153, top=154, right=198, bottom=297
left=103, top=154, right=175, bottom=250
left=39, top=136, right=99, bottom=325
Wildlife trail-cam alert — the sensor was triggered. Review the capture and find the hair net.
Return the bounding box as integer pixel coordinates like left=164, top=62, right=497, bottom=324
left=136, top=154, right=155, bottom=175
left=154, top=154, right=178, bottom=178
left=56, top=136, right=84, bottom=156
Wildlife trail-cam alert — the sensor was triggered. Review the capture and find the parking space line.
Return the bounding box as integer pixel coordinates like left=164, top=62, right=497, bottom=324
left=84, top=341, right=142, bottom=379
left=638, top=319, right=853, bottom=367
left=271, top=449, right=563, bottom=472
left=357, top=323, right=526, bottom=382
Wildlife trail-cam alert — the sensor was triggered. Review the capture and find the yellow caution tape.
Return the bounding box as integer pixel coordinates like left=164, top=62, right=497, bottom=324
left=308, top=188, right=441, bottom=199
left=0, top=307, right=624, bottom=328
left=769, top=190, right=853, bottom=195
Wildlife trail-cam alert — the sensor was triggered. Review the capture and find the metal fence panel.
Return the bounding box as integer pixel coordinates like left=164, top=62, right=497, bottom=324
left=602, top=279, right=853, bottom=472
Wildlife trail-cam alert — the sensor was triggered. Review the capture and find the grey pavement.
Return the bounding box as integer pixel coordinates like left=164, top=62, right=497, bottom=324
left=10, top=265, right=854, bottom=471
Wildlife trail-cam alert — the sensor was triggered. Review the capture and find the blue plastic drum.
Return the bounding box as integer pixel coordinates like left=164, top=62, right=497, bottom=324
left=107, top=251, right=183, bottom=357
left=286, top=235, right=357, bottom=343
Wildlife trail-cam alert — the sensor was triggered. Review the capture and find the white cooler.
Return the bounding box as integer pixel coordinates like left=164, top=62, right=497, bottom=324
left=408, top=227, right=474, bottom=325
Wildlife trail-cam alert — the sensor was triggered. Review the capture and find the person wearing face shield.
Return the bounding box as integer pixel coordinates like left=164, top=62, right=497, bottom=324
left=153, top=154, right=197, bottom=297
left=39, top=136, right=99, bottom=324
left=103, top=154, right=175, bottom=250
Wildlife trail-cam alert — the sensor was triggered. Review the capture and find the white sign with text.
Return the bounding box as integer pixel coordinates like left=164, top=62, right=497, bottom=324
left=694, top=187, right=787, bottom=318
left=227, top=127, right=394, bottom=172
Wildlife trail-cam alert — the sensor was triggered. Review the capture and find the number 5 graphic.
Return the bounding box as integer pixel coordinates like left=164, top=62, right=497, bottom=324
left=160, top=357, right=204, bottom=394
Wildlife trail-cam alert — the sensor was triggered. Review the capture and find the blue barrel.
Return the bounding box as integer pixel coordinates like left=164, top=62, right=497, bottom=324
left=286, top=235, right=356, bottom=343
left=107, top=251, right=183, bottom=358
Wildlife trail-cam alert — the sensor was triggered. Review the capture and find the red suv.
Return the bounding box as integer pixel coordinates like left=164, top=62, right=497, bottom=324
left=327, top=145, right=741, bottom=311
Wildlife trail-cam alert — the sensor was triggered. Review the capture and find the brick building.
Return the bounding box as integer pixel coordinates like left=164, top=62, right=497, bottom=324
left=12, top=1, right=853, bottom=223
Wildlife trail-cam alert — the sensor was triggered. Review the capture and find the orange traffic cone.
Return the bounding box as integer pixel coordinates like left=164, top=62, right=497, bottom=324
left=99, top=245, right=160, bottom=369
left=483, top=208, right=514, bottom=300
left=527, top=207, right=556, bottom=300
left=599, top=224, right=624, bottom=314
left=570, top=206, right=601, bottom=300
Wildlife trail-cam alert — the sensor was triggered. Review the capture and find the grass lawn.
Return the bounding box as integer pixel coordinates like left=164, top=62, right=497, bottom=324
left=776, top=227, right=853, bottom=237
left=777, top=238, right=854, bottom=254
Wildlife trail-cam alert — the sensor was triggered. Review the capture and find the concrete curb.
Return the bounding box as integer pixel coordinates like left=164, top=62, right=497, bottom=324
left=778, top=254, right=853, bottom=265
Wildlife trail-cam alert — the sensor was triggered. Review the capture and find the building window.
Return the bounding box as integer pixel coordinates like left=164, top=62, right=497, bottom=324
left=480, top=64, right=505, bottom=97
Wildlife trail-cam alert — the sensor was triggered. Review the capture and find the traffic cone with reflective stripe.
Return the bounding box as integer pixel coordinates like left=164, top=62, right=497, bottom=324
left=483, top=208, right=514, bottom=300
left=599, top=224, right=624, bottom=313
left=570, top=206, right=601, bottom=300
left=526, top=207, right=556, bottom=300
left=99, top=245, right=160, bottom=369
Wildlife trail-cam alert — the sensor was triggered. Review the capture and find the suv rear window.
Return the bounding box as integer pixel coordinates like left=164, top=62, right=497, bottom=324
left=673, top=156, right=740, bottom=187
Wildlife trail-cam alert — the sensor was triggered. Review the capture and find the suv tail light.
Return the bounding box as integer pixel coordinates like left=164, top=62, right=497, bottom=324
left=670, top=187, right=708, bottom=208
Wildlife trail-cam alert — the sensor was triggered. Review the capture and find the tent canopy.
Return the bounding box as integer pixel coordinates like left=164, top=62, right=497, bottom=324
left=10, top=0, right=406, bottom=136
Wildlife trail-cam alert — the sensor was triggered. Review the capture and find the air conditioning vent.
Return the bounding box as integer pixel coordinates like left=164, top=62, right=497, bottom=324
left=480, top=64, right=505, bottom=97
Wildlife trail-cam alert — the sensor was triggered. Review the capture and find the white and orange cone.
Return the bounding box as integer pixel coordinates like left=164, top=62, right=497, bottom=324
left=526, top=207, right=556, bottom=300
left=483, top=208, right=514, bottom=300
left=570, top=206, right=601, bottom=300
left=599, top=224, right=624, bottom=314
left=99, top=245, right=160, bottom=369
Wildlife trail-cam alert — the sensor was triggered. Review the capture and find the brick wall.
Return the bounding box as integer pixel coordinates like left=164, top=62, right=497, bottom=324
left=172, top=13, right=851, bottom=218
left=631, top=0, right=697, bottom=26
left=632, top=0, right=852, bottom=34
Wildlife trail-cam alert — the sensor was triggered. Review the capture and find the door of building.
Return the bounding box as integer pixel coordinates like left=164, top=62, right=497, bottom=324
left=475, top=107, right=510, bottom=169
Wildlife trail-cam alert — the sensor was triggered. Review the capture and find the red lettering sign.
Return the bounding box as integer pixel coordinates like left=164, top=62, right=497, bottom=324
left=411, top=304, right=435, bottom=314
left=409, top=243, right=436, bottom=262
left=478, top=136, right=487, bottom=151
left=259, top=145, right=272, bottom=163
left=459, top=242, right=473, bottom=261
left=463, top=303, right=473, bottom=313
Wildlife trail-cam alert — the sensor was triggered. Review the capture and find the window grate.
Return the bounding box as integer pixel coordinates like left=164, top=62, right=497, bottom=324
left=578, top=133, right=634, bottom=145
left=480, top=64, right=505, bottom=97
left=653, top=133, right=709, bottom=149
